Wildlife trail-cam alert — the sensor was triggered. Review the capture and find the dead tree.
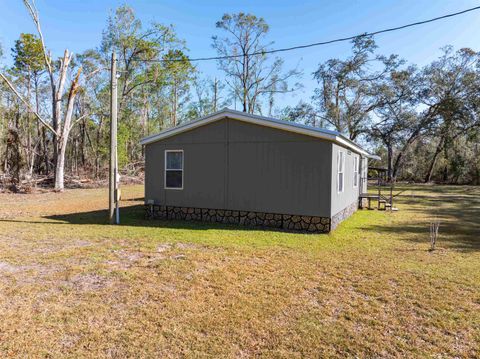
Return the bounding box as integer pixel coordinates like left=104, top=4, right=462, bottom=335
left=0, top=1, right=85, bottom=191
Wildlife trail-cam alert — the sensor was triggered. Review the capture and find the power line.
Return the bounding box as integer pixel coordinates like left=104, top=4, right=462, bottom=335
left=135, top=5, right=480, bottom=63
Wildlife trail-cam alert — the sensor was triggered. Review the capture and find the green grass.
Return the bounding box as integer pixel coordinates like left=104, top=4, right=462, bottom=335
left=0, top=184, right=478, bottom=357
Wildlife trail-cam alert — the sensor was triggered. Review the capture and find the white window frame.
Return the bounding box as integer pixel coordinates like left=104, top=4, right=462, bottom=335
left=353, top=156, right=358, bottom=188
left=337, top=151, right=345, bottom=193
left=164, top=150, right=184, bottom=190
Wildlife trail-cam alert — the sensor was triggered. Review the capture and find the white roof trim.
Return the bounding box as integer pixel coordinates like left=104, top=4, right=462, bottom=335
left=140, top=108, right=375, bottom=157
left=366, top=154, right=381, bottom=161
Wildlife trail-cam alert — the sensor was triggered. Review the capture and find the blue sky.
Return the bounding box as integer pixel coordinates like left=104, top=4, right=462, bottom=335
left=1, top=0, right=480, bottom=108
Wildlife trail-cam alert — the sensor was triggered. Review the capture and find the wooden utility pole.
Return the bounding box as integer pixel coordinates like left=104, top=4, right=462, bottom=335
left=109, top=52, right=118, bottom=224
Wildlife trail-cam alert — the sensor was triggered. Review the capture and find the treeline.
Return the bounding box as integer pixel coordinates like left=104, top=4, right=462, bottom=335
left=0, top=3, right=479, bottom=192
left=282, top=37, right=480, bottom=184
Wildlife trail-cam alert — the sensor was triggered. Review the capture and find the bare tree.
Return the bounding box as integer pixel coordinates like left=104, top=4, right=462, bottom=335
left=18, top=0, right=84, bottom=191
left=0, top=2, right=86, bottom=191
left=212, top=13, right=300, bottom=114
left=186, top=77, right=229, bottom=119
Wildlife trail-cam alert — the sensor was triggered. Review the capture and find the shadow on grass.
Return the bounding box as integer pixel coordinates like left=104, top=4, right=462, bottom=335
left=394, top=183, right=480, bottom=196
left=1, top=186, right=478, bottom=250
left=0, top=204, right=302, bottom=234
left=362, top=192, right=480, bottom=252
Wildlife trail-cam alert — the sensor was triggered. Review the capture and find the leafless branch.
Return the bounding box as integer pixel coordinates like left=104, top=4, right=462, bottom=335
left=22, top=0, right=53, bottom=77
left=0, top=73, right=56, bottom=134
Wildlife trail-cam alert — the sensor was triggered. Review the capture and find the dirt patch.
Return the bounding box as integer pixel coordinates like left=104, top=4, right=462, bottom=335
left=157, top=243, right=173, bottom=253
left=0, top=261, right=62, bottom=288
left=175, top=242, right=202, bottom=250
left=114, top=242, right=206, bottom=262
left=0, top=261, right=22, bottom=273
left=113, top=249, right=146, bottom=262
left=59, top=334, right=81, bottom=351
left=67, top=273, right=113, bottom=292
left=108, top=250, right=164, bottom=270
left=108, top=244, right=204, bottom=270
left=31, top=240, right=93, bottom=254
left=157, top=242, right=205, bottom=252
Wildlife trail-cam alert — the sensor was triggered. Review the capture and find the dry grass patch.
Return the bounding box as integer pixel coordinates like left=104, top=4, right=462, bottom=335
left=0, top=184, right=478, bottom=357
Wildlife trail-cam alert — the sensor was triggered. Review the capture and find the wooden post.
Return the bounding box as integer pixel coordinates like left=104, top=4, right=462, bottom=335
left=377, top=170, right=381, bottom=209
left=109, top=52, right=118, bottom=224
left=390, top=180, right=394, bottom=210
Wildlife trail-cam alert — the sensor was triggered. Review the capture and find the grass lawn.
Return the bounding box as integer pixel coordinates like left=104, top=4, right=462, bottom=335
left=0, top=184, right=478, bottom=358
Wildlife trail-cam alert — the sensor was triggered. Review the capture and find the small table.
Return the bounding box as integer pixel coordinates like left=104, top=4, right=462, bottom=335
left=359, top=194, right=379, bottom=210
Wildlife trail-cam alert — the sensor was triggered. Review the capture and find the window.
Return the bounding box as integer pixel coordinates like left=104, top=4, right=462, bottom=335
left=337, top=151, right=345, bottom=193
left=165, top=150, right=183, bottom=189
left=353, top=156, right=358, bottom=188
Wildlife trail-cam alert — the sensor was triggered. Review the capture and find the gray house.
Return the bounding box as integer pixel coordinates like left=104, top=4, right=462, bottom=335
left=141, top=109, right=378, bottom=232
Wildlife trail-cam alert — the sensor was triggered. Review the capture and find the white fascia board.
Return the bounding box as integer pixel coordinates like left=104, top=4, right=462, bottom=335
left=333, top=136, right=369, bottom=156
left=366, top=154, right=381, bottom=161
left=139, top=109, right=370, bottom=156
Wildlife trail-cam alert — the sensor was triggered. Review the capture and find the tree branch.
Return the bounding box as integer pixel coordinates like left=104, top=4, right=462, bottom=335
left=0, top=72, right=56, bottom=134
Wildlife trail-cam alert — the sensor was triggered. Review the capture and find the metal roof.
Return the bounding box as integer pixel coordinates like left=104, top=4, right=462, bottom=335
left=140, top=108, right=380, bottom=159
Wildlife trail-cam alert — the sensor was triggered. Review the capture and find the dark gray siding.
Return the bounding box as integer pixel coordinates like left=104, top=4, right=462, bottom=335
left=227, top=120, right=332, bottom=216
left=145, top=120, right=226, bottom=209
left=145, top=117, right=333, bottom=217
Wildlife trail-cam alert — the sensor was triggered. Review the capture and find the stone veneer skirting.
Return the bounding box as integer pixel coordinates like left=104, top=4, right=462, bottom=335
left=330, top=201, right=358, bottom=230
left=145, top=205, right=331, bottom=233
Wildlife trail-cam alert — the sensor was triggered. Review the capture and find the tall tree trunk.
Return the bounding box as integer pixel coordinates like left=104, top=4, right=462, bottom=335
left=42, top=128, right=49, bottom=175
left=53, top=66, right=82, bottom=191
left=387, top=143, right=393, bottom=182
left=172, top=84, right=178, bottom=127
left=80, top=121, right=86, bottom=167
left=94, top=116, right=104, bottom=179
left=392, top=150, right=405, bottom=180
left=242, top=52, right=248, bottom=112
left=33, top=76, right=42, bottom=175
left=141, top=90, right=148, bottom=137
left=442, top=146, right=449, bottom=183
left=391, top=119, right=428, bottom=180
left=7, top=128, right=21, bottom=191
left=54, top=141, right=67, bottom=191
left=424, top=139, right=444, bottom=183
left=51, top=79, right=58, bottom=183
left=475, top=142, right=480, bottom=185
left=213, top=78, right=218, bottom=112
left=8, top=105, right=22, bottom=190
